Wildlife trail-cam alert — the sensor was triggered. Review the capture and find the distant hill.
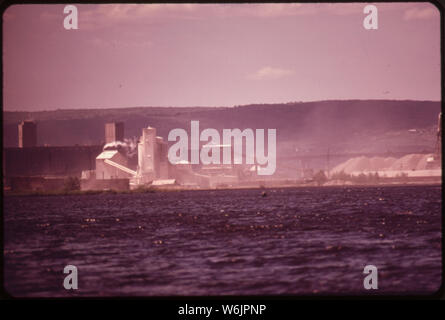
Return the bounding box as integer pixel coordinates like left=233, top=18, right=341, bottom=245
left=3, top=100, right=441, bottom=155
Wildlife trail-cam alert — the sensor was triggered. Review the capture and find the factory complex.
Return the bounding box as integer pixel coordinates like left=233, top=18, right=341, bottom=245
left=3, top=121, right=265, bottom=192
left=3, top=112, right=442, bottom=193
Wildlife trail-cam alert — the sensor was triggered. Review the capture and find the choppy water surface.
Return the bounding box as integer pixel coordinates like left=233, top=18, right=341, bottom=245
left=3, top=185, right=442, bottom=297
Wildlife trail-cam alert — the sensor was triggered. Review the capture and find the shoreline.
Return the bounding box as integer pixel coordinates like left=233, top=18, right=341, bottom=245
left=3, top=180, right=441, bottom=197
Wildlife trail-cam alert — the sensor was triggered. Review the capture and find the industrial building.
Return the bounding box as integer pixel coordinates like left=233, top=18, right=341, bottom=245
left=4, top=121, right=104, bottom=192
left=81, top=124, right=244, bottom=190
left=7, top=112, right=440, bottom=193
left=4, top=145, right=102, bottom=177
left=78, top=125, right=170, bottom=190
left=134, top=126, right=169, bottom=183
left=4, top=118, right=279, bottom=192
left=5, top=118, right=265, bottom=192
left=96, top=150, right=135, bottom=179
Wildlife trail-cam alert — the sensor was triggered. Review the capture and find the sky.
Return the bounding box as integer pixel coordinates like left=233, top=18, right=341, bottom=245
left=2, top=2, right=441, bottom=111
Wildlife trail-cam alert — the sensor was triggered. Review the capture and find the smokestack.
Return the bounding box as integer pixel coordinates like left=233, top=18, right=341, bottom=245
left=18, top=120, right=37, bottom=148
left=105, top=122, right=124, bottom=144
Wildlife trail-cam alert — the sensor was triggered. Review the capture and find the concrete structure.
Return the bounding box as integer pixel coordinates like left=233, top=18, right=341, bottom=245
left=95, top=150, right=135, bottom=179
left=80, top=178, right=129, bottom=191
left=6, top=122, right=259, bottom=192
left=3, top=145, right=103, bottom=178
left=157, top=137, right=170, bottom=179
left=80, top=125, right=171, bottom=190
left=4, top=122, right=105, bottom=192
left=9, top=176, right=67, bottom=192
left=137, top=126, right=156, bottom=182
left=134, top=126, right=170, bottom=184
left=152, top=179, right=177, bottom=186
left=105, top=122, right=124, bottom=144
left=200, top=144, right=235, bottom=171
left=79, top=149, right=135, bottom=191
left=18, top=121, right=37, bottom=148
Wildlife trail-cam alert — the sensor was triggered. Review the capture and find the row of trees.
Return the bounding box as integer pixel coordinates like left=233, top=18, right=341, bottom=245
left=330, top=171, right=381, bottom=184
left=312, top=170, right=409, bottom=186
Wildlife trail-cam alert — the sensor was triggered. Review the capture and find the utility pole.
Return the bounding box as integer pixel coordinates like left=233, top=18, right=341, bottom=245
left=327, top=148, right=330, bottom=179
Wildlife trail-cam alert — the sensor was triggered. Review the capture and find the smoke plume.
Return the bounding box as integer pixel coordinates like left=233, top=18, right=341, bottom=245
left=103, top=137, right=138, bottom=158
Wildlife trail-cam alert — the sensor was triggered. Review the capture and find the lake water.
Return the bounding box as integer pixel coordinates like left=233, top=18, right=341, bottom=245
left=3, top=185, right=442, bottom=297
